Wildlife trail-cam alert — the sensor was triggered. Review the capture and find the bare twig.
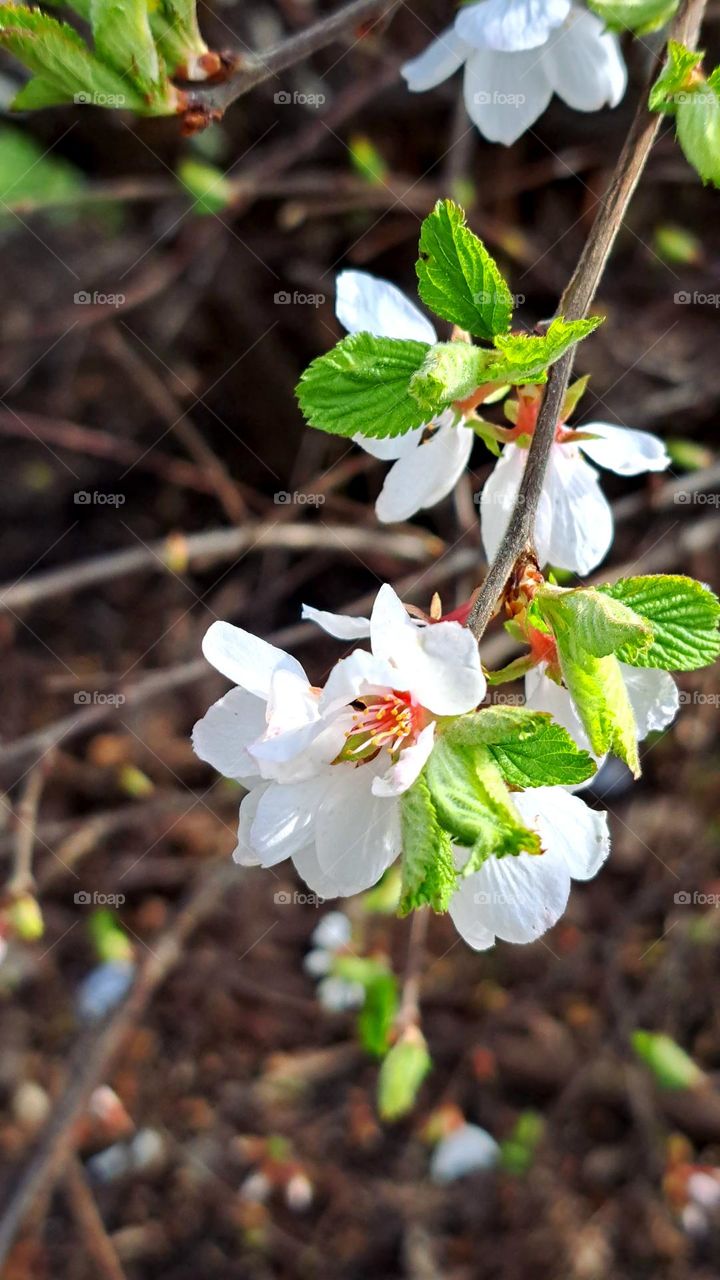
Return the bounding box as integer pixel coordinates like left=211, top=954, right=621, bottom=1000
left=65, top=1157, right=128, bottom=1280
left=188, top=0, right=401, bottom=117
left=396, top=910, right=429, bottom=1036
left=466, top=0, right=709, bottom=641
left=5, top=758, right=52, bottom=899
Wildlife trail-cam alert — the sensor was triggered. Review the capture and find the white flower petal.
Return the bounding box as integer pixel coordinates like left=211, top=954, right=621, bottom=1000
left=430, top=1124, right=500, bottom=1184
left=515, top=787, right=610, bottom=881
left=233, top=785, right=268, bottom=866
left=401, top=27, right=469, bottom=91
left=463, top=47, right=553, bottom=145
left=372, top=722, right=435, bottom=797
left=202, top=620, right=305, bottom=699
left=313, top=765, right=402, bottom=896
left=546, top=7, right=626, bottom=111
left=621, top=665, right=679, bottom=739
left=375, top=417, right=474, bottom=523
left=577, top=422, right=670, bottom=476
left=312, top=911, right=352, bottom=950
left=336, top=269, right=437, bottom=344
left=319, top=649, right=397, bottom=715
left=543, top=444, right=614, bottom=574
left=480, top=442, right=526, bottom=564
left=192, top=687, right=266, bottom=780
left=250, top=778, right=326, bottom=865
left=352, top=427, right=424, bottom=462
left=450, top=842, right=571, bottom=949
left=301, top=604, right=372, bottom=640
left=456, top=0, right=570, bottom=52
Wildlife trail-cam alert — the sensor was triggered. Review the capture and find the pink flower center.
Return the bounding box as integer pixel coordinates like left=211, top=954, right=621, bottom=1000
left=338, top=690, right=423, bottom=765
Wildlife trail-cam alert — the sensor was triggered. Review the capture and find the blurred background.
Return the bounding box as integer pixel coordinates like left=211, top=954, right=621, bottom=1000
left=1, top=1, right=720, bottom=1276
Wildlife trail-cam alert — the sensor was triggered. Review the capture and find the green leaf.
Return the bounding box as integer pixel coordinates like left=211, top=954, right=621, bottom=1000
left=0, top=4, right=163, bottom=113
left=587, top=0, right=678, bottom=34
left=296, top=332, right=432, bottom=439
left=11, top=75, right=76, bottom=107
left=89, top=0, right=161, bottom=94
left=178, top=158, right=233, bottom=215
left=538, top=586, right=653, bottom=660
left=377, top=1027, right=432, bottom=1121
left=425, top=736, right=541, bottom=868
left=398, top=773, right=456, bottom=916
left=648, top=39, right=703, bottom=115
left=0, top=124, right=85, bottom=210
left=149, top=0, right=208, bottom=76
left=483, top=315, right=604, bottom=384
left=676, top=83, right=720, bottom=188
left=357, top=972, right=398, bottom=1057
left=600, top=575, right=720, bottom=670
left=416, top=198, right=513, bottom=340
left=443, top=707, right=596, bottom=788
left=632, top=1030, right=705, bottom=1090
left=408, top=341, right=491, bottom=412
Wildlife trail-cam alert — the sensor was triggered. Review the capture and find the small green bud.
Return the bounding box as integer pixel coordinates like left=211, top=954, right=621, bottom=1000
left=377, top=1026, right=432, bottom=1122
left=632, top=1029, right=705, bottom=1090
left=178, top=159, right=234, bottom=215
left=408, top=343, right=490, bottom=412
left=8, top=893, right=44, bottom=942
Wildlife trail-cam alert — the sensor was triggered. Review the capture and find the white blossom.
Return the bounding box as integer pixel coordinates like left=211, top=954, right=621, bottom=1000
left=402, top=2, right=627, bottom=146
left=336, top=270, right=475, bottom=522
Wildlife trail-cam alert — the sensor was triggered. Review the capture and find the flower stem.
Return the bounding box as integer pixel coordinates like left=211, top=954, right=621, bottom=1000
left=466, top=0, right=709, bottom=642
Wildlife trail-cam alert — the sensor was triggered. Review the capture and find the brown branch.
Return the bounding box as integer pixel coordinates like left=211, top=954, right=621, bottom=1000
left=65, top=1158, right=128, bottom=1280
left=187, top=0, right=401, bottom=118
left=466, top=0, right=709, bottom=641
left=395, top=909, right=429, bottom=1036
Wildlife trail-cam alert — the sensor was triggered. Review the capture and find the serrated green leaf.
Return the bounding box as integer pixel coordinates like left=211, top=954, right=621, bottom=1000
left=425, top=736, right=541, bottom=868
left=90, top=0, right=160, bottom=94
left=416, top=198, right=513, bottom=340
left=408, top=341, right=491, bottom=412
left=648, top=39, right=703, bottom=114
left=587, top=0, right=678, bottom=34
left=296, top=332, right=432, bottom=439
left=443, top=707, right=596, bottom=788
left=632, top=1030, right=705, bottom=1090
left=676, top=85, right=720, bottom=188
left=0, top=3, right=162, bottom=113
left=377, top=1027, right=432, bottom=1121
left=538, top=586, right=653, bottom=660
left=600, top=575, right=720, bottom=670
left=399, top=773, right=455, bottom=916
left=483, top=315, right=604, bottom=384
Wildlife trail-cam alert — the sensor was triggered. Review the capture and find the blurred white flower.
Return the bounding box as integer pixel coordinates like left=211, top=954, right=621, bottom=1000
left=431, top=1122, right=500, bottom=1183
left=402, top=2, right=626, bottom=146
left=336, top=270, right=475, bottom=522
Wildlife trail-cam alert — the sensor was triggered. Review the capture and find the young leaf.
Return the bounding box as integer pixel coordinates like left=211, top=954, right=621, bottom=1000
left=538, top=586, right=653, bottom=660
left=416, top=199, right=514, bottom=340
left=425, top=736, right=541, bottom=866
left=357, top=972, right=398, bottom=1057
left=377, top=1027, right=432, bottom=1121
left=296, top=333, right=432, bottom=439
left=587, top=0, right=678, bottom=34
left=600, top=575, right=720, bottom=670
left=408, top=341, right=491, bottom=412
left=557, top=645, right=640, bottom=775
left=676, top=82, right=720, bottom=187
left=632, top=1030, right=705, bottom=1090
left=442, top=707, right=596, bottom=788
left=399, top=773, right=456, bottom=916
left=149, top=0, right=209, bottom=76
left=483, top=315, right=604, bottom=384
left=178, top=158, right=234, bottom=215
left=89, top=0, right=161, bottom=94
left=0, top=4, right=163, bottom=113
left=648, top=39, right=703, bottom=114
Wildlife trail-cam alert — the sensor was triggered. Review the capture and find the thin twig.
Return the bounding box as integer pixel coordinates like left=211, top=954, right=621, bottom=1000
left=466, top=0, right=709, bottom=641
left=188, top=0, right=401, bottom=117
left=5, top=758, right=51, bottom=899
left=65, top=1157, right=128, bottom=1280
left=396, top=910, right=429, bottom=1035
